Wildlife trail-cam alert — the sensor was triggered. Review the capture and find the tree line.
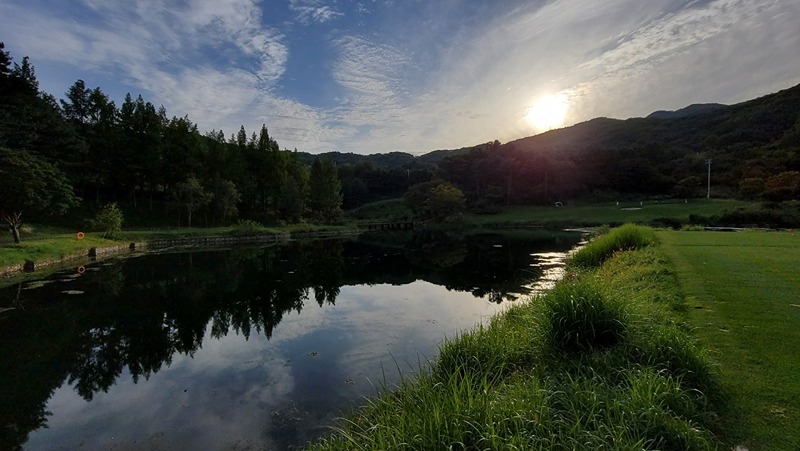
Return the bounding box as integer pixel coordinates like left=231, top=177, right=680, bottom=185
left=0, top=42, right=343, bottom=240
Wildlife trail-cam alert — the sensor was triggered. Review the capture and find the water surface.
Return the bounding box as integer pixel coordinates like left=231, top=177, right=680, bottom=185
left=0, top=230, right=581, bottom=450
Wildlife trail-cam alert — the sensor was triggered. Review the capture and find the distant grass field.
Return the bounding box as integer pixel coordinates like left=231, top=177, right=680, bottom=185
left=346, top=198, right=757, bottom=227
left=465, top=199, right=755, bottom=227
left=658, top=230, right=800, bottom=450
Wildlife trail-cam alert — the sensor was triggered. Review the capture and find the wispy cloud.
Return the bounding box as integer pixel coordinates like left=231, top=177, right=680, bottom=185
left=556, top=0, right=799, bottom=121
left=375, top=0, right=800, bottom=149
left=289, top=0, right=344, bottom=24
left=330, top=36, right=415, bottom=125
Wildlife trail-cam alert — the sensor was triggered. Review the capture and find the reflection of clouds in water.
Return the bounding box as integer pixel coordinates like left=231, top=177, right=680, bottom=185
left=330, top=282, right=509, bottom=385
left=23, top=281, right=522, bottom=450
left=26, top=331, right=297, bottom=450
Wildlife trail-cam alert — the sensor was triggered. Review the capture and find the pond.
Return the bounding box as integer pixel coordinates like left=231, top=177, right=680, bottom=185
left=0, top=230, right=583, bottom=450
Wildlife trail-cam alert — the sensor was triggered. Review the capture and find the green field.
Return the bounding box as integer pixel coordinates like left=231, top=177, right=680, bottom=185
left=347, top=198, right=758, bottom=227
left=658, top=230, right=800, bottom=450
left=465, top=199, right=755, bottom=227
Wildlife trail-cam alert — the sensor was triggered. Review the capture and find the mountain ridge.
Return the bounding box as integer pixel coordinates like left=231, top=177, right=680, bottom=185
left=297, top=82, right=800, bottom=169
left=647, top=103, right=727, bottom=119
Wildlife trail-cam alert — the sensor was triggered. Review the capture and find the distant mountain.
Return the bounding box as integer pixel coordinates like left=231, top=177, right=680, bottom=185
left=647, top=103, right=727, bottom=119
left=295, top=150, right=417, bottom=169
left=505, top=83, right=800, bottom=154
left=293, top=144, right=492, bottom=170
left=418, top=143, right=492, bottom=165
left=296, top=83, right=800, bottom=203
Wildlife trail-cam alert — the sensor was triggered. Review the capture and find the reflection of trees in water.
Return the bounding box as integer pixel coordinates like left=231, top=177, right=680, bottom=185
left=0, top=232, right=580, bottom=449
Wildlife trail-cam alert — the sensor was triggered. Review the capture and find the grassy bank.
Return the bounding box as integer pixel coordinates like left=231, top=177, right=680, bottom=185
left=309, top=226, right=722, bottom=450
left=0, top=223, right=354, bottom=271
left=658, top=230, right=800, bottom=450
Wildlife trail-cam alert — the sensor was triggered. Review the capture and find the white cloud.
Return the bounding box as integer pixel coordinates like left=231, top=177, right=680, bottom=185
left=289, top=0, right=344, bottom=24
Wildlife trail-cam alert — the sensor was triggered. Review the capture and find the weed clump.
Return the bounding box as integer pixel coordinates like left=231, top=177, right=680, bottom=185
left=570, top=223, right=656, bottom=268
left=541, top=280, right=628, bottom=353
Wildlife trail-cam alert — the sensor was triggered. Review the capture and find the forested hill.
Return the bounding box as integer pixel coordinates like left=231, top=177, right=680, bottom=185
left=295, top=151, right=416, bottom=170
left=506, top=83, right=800, bottom=154
left=306, top=82, right=799, bottom=207
left=646, top=103, right=727, bottom=119
left=430, top=83, right=800, bottom=205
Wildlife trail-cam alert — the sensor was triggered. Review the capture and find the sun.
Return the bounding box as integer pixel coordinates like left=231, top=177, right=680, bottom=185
left=525, top=94, right=569, bottom=132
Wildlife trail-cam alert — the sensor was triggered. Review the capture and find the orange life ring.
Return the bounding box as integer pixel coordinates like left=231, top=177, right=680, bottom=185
left=76, top=232, right=85, bottom=240
left=77, top=266, right=86, bottom=274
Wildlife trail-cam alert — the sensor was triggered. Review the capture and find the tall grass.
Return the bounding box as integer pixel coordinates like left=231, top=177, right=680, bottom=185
left=541, top=279, right=628, bottom=353
left=569, top=223, right=656, bottom=268
left=309, top=226, right=720, bottom=450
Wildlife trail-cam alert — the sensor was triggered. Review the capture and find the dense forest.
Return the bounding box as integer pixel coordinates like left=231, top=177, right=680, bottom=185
left=2, top=40, right=799, bottom=233
left=0, top=42, right=349, bottom=235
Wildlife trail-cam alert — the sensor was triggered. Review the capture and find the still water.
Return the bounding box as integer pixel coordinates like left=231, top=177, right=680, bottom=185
left=0, top=230, right=582, bottom=450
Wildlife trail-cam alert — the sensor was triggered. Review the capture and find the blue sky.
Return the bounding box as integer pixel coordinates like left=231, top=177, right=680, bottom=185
left=2, top=0, right=799, bottom=154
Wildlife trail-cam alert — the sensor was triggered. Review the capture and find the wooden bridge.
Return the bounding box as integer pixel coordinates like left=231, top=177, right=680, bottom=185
left=358, top=221, right=417, bottom=231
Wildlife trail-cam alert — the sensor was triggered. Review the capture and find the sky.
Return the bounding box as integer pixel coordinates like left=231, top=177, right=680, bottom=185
left=2, top=0, right=799, bottom=155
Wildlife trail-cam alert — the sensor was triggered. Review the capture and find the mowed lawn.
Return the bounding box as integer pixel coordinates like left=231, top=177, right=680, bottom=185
left=658, top=230, right=800, bottom=450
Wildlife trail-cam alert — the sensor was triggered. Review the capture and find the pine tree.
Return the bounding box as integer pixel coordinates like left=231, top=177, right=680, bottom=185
left=308, top=158, right=342, bottom=223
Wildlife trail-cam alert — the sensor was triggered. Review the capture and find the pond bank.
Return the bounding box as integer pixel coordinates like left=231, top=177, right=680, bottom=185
left=308, top=225, right=724, bottom=449
left=0, top=228, right=361, bottom=280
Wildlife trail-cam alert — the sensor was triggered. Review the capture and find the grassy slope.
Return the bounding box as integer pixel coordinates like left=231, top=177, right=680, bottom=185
left=0, top=227, right=125, bottom=268
left=658, top=230, right=800, bottom=450
left=309, top=226, right=720, bottom=450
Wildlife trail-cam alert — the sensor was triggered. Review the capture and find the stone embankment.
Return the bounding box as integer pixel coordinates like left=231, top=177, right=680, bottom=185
left=0, top=229, right=360, bottom=278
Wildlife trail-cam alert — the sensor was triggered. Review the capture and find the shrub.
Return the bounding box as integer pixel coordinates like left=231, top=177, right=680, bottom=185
left=232, top=219, right=263, bottom=235
left=89, top=202, right=123, bottom=239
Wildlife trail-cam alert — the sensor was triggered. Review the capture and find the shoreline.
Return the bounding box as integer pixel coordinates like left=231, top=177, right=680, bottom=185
left=0, top=228, right=361, bottom=281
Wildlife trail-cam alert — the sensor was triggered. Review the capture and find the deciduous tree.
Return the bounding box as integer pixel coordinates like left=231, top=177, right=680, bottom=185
left=173, top=175, right=212, bottom=227
left=0, top=147, right=79, bottom=242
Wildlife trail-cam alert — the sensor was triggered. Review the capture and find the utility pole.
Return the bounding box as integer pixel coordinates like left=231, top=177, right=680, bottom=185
left=705, top=159, right=712, bottom=199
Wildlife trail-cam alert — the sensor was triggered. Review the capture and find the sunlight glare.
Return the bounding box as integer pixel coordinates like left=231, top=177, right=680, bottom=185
left=525, top=94, right=569, bottom=132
